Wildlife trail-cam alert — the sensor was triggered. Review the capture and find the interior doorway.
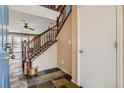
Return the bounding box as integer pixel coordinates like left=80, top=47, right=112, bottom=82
left=77, top=5, right=119, bottom=88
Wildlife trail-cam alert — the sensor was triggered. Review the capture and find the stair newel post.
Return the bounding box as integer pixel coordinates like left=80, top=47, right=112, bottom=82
left=22, top=40, right=27, bottom=73
left=22, top=41, right=24, bottom=73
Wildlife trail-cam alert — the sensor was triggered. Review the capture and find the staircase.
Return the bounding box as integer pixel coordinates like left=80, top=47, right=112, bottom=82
left=22, top=5, right=72, bottom=75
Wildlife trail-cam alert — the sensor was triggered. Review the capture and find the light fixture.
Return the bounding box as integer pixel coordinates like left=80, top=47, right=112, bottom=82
left=24, top=28, right=28, bottom=31
left=24, top=23, right=28, bottom=31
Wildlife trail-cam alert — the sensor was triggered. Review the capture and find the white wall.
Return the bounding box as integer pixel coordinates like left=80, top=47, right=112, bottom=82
left=32, top=43, right=57, bottom=71
left=9, top=5, right=60, bottom=20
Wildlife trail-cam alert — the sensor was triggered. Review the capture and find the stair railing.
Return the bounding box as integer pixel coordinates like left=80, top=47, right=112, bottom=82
left=22, top=25, right=57, bottom=62
left=22, top=5, right=72, bottom=73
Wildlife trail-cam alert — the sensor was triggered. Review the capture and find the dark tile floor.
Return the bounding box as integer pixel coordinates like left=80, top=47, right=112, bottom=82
left=10, top=67, right=80, bottom=88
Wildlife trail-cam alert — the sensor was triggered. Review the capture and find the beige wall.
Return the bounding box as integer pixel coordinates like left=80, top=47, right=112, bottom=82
left=57, top=6, right=78, bottom=82
left=57, top=13, right=72, bottom=74
left=71, top=6, right=77, bottom=82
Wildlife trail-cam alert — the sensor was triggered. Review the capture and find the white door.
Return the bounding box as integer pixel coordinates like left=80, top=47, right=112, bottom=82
left=78, top=6, right=117, bottom=88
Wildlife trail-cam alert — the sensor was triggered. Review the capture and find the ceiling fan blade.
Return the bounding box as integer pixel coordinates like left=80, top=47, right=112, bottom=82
left=28, top=28, right=35, bottom=30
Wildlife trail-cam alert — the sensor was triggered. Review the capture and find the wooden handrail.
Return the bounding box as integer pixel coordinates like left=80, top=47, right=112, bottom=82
left=26, top=25, right=57, bottom=46
left=57, top=5, right=66, bottom=20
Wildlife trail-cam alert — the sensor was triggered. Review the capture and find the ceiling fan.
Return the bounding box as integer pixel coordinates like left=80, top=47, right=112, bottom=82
left=22, top=20, right=35, bottom=31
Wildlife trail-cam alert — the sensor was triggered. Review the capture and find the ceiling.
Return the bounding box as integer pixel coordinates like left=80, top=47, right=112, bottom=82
left=9, top=8, right=56, bottom=35
left=9, top=5, right=60, bottom=21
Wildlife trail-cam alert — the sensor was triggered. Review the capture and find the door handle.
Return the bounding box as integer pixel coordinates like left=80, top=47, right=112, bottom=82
left=79, top=50, right=83, bottom=54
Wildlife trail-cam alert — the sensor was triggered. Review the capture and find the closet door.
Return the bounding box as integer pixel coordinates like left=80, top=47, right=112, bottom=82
left=78, top=6, right=117, bottom=88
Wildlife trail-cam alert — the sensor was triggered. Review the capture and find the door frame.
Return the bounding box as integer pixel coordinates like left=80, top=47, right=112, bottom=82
left=77, top=5, right=123, bottom=88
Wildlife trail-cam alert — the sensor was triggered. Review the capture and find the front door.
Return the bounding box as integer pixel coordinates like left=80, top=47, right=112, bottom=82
left=78, top=6, right=117, bottom=88
left=0, top=5, right=9, bottom=88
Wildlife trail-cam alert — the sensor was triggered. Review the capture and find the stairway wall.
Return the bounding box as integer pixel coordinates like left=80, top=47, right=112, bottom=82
left=32, top=42, right=57, bottom=71
left=57, top=14, right=72, bottom=75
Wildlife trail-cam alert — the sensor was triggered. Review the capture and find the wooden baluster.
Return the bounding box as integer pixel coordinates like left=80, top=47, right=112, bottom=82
left=36, top=38, right=38, bottom=50
left=53, top=28, right=55, bottom=41
left=44, top=34, right=45, bottom=45
left=56, top=17, right=59, bottom=33
left=35, top=39, right=37, bottom=50
left=36, top=37, right=38, bottom=50
left=38, top=36, right=40, bottom=48
left=46, top=33, right=47, bottom=44
left=22, top=41, right=24, bottom=61
left=22, top=41, right=25, bottom=73
left=43, top=34, right=45, bottom=45
left=48, top=27, right=50, bottom=42
left=55, top=26, right=57, bottom=38
left=34, top=39, right=35, bottom=51
left=36, top=38, right=37, bottom=50
left=47, top=31, right=49, bottom=43
left=39, top=36, right=41, bottom=47
left=49, top=30, right=51, bottom=42
left=49, top=30, right=50, bottom=42
left=42, top=35, right=43, bottom=45
left=27, top=44, right=29, bottom=58
left=51, top=28, right=52, bottom=42
left=52, top=29, right=54, bottom=41
left=51, top=28, right=53, bottom=41
left=44, top=34, right=46, bottom=44
left=24, top=40, right=27, bottom=60
left=38, top=37, right=40, bottom=49
left=51, top=29, right=52, bottom=42
left=41, top=36, right=42, bottom=46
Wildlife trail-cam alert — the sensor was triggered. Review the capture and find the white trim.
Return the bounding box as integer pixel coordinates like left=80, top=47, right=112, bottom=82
left=77, top=5, right=123, bottom=88
left=116, top=6, right=123, bottom=88
left=77, top=5, right=81, bottom=86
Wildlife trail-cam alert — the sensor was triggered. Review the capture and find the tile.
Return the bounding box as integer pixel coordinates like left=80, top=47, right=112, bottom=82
left=29, top=80, right=56, bottom=88
left=64, top=82, right=80, bottom=88
left=10, top=80, right=28, bottom=88
left=9, top=67, right=79, bottom=88
left=52, top=79, right=69, bottom=88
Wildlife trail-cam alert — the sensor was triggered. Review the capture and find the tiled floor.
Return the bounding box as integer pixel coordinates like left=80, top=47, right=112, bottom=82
left=10, top=67, right=79, bottom=88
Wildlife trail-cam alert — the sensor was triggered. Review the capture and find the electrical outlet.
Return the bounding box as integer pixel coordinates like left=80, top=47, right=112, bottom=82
left=61, top=60, right=64, bottom=65
left=68, top=40, right=71, bottom=45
